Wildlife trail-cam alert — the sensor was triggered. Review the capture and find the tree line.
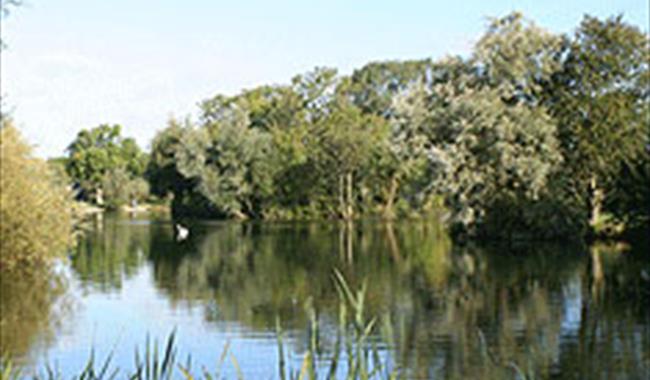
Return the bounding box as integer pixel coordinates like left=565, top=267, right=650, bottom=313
left=58, top=12, right=649, bottom=240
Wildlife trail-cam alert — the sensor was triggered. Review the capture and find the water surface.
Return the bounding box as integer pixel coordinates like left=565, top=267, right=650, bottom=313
left=1, top=213, right=648, bottom=379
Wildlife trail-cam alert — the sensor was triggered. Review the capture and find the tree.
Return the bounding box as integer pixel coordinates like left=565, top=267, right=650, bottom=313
left=314, top=86, right=388, bottom=219
left=147, top=118, right=192, bottom=199
left=199, top=106, right=278, bottom=219
left=66, top=124, right=147, bottom=205
left=348, top=59, right=433, bottom=117
left=149, top=109, right=279, bottom=219
left=426, top=80, right=563, bottom=236
left=546, top=15, right=650, bottom=228
left=474, top=12, right=563, bottom=104
left=142, top=12, right=646, bottom=237
left=344, top=60, right=438, bottom=217
left=417, top=14, right=565, bottom=236
left=380, top=81, right=432, bottom=217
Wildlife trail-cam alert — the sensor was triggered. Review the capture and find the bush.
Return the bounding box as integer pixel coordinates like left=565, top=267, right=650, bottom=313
left=0, top=121, right=72, bottom=270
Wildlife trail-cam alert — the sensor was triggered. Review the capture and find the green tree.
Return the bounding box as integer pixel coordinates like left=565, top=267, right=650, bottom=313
left=199, top=106, right=278, bottom=219
left=66, top=124, right=147, bottom=205
left=420, top=14, right=565, bottom=236
left=348, top=59, right=433, bottom=117
left=143, top=12, right=647, bottom=237
left=345, top=60, right=437, bottom=217
left=426, top=81, right=563, bottom=236
left=374, top=81, right=431, bottom=217
left=147, top=118, right=192, bottom=199
left=475, top=12, right=563, bottom=104
left=314, top=87, right=388, bottom=219
left=546, top=15, right=650, bottom=228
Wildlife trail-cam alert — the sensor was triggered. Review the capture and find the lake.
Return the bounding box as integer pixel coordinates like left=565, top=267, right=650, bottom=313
left=1, top=213, right=649, bottom=379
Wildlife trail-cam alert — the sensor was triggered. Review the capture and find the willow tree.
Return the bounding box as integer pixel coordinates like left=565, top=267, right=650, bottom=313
left=384, top=58, right=477, bottom=218
left=383, top=81, right=432, bottom=217
left=421, top=13, right=564, bottom=236
left=546, top=15, right=650, bottom=228
left=348, top=59, right=433, bottom=117
left=199, top=105, right=278, bottom=219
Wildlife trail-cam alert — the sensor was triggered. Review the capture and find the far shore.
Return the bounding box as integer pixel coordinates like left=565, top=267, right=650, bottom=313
left=72, top=201, right=169, bottom=216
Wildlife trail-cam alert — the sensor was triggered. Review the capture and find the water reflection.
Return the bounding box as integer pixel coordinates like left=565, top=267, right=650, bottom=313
left=71, top=214, right=154, bottom=291
left=0, top=267, right=70, bottom=363
left=3, top=213, right=649, bottom=379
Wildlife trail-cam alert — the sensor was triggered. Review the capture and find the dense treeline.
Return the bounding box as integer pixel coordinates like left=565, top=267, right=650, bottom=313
left=135, top=13, right=646, bottom=239
left=53, top=13, right=648, bottom=239
left=1, top=11, right=646, bottom=271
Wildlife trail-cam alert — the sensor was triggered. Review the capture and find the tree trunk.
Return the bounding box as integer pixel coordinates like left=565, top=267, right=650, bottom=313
left=339, top=174, right=345, bottom=219
left=95, top=187, right=104, bottom=206
left=589, top=175, right=604, bottom=228
left=339, top=221, right=345, bottom=261
left=590, top=244, right=604, bottom=300
left=231, top=209, right=248, bottom=220
left=385, top=222, right=401, bottom=263
left=346, top=220, right=353, bottom=263
left=383, top=175, right=399, bottom=219
left=345, top=171, right=353, bottom=220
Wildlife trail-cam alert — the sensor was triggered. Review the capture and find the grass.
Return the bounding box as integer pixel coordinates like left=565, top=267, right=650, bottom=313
left=0, top=270, right=400, bottom=380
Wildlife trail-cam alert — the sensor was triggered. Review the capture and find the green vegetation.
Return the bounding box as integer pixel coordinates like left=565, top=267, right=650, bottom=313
left=65, top=124, right=149, bottom=209
left=0, top=120, right=73, bottom=270
left=545, top=15, right=650, bottom=233
left=1, top=5, right=648, bottom=379
left=0, top=272, right=401, bottom=380
left=7, top=11, right=643, bottom=240
left=2, top=213, right=648, bottom=378
left=141, top=12, right=648, bottom=239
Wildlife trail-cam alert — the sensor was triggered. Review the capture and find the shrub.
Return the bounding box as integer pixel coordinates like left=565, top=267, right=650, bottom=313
left=0, top=121, right=72, bottom=270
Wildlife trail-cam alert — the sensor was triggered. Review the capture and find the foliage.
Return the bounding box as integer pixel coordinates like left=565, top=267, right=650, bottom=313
left=0, top=121, right=72, bottom=270
left=66, top=124, right=148, bottom=206
left=423, top=79, right=563, bottom=236
left=545, top=15, right=650, bottom=227
left=348, top=59, right=433, bottom=117
left=138, top=12, right=649, bottom=238
left=102, top=168, right=150, bottom=210
left=475, top=12, right=563, bottom=103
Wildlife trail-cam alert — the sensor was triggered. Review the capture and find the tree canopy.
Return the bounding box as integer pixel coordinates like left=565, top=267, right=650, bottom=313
left=141, top=12, right=649, bottom=239
left=66, top=124, right=148, bottom=208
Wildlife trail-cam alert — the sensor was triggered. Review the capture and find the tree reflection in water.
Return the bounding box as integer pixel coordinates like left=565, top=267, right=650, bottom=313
left=4, top=213, right=647, bottom=379
left=143, top=219, right=649, bottom=378
left=0, top=267, right=70, bottom=365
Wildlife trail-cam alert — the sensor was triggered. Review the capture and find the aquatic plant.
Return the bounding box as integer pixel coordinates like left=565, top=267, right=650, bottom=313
left=0, top=270, right=399, bottom=380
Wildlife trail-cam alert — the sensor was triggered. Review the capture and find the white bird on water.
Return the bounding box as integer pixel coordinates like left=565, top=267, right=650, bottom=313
left=175, top=223, right=189, bottom=241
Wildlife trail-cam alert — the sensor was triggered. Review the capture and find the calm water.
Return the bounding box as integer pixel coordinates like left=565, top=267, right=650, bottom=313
left=1, top=213, right=649, bottom=379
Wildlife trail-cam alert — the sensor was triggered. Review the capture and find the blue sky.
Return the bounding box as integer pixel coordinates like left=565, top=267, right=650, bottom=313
left=2, top=0, right=648, bottom=157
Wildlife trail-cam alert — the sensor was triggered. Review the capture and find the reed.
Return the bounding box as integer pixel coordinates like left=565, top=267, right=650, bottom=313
left=0, top=270, right=399, bottom=380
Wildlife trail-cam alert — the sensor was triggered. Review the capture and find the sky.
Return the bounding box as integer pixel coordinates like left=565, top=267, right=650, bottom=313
left=2, top=0, right=648, bottom=158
